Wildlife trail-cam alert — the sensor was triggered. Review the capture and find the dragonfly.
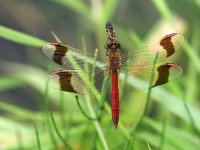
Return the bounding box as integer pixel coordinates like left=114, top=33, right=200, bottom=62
left=42, top=21, right=184, bottom=129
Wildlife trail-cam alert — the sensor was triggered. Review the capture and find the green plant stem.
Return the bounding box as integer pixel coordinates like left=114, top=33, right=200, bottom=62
left=54, top=0, right=90, bottom=19
left=102, top=0, right=118, bottom=20
left=0, top=25, right=46, bottom=47
left=141, top=52, right=158, bottom=120
left=91, top=49, right=98, bottom=83
left=59, top=92, right=66, bottom=128
left=49, top=109, right=73, bottom=150
left=85, top=95, right=110, bottom=150
left=51, top=31, right=62, bottom=43
left=183, top=100, right=200, bottom=139
left=125, top=52, right=159, bottom=149
left=33, top=122, right=42, bottom=150
left=151, top=0, right=173, bottom=25
left=90, top=130, right=98, bottom=150
left=82, top=37, right=89, bottom=73
left=44, top=76, right=71, bottom=149
left=76, top=96, right=99, bottom=120
left=46, top=120, right=58, bottom=150
left=147, top=142, right=152, bottom=150
left=43, top=78, right=58, bottom=149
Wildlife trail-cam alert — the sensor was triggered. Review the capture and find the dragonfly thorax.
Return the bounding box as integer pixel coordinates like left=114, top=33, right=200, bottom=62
left=108, top=50, right=121, bottom=73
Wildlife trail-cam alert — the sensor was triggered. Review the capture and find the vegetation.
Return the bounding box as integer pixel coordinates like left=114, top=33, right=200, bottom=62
left=0, top=0, right=199, bottom=149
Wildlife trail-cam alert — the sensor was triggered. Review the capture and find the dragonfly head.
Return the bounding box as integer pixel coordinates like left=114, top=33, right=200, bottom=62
left=105, top=21, right=113, bottom=31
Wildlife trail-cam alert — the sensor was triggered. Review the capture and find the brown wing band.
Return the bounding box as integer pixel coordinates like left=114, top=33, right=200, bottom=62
left=52, top=44, right=68, bottom=65
left=152, top=64, right=172, bottom=87
left=160, top=34, right=175, bottom=57
left=56, top=71, right=78, bottom=93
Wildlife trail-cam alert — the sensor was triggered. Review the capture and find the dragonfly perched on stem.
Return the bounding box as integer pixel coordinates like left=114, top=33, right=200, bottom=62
left=42, top=21, right=183, bottom=129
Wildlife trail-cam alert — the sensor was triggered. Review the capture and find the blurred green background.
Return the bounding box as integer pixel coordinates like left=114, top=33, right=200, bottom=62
left=0, top=0, right=200, bottom=150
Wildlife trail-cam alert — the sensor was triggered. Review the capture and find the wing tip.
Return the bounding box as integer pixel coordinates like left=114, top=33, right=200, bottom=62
left=162, top=33, right=184, bottom=41
left=42, top=43, right=56, bottom=52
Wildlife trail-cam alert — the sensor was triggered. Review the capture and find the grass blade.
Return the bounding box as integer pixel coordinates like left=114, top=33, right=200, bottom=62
left=0, top=76, right=26, bottom=91
left=183, top=99, right=200, bottom=139
left=0, top=25, right=46, bottom=47
left=33, top=122, right=42, bottom=150
left=53, top=0, right=90, bottom=18
left=84, top=95, right=110, bottom=150
left=151, top=0, right=173, bottom=24
left=102, top=0, right=119, bottom=20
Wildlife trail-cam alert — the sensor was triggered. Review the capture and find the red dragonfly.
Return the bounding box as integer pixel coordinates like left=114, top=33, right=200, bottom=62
left=42, top=22, right=183, bottom=129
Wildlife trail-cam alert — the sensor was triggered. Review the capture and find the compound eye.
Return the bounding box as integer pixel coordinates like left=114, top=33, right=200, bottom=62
left=107, top=43, right=113, bottom=49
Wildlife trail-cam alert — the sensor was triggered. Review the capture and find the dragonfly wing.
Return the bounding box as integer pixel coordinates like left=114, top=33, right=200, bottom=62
left=42, top=42, right=107, bottom=70
left=120, top=63, right=183, bottom=91
left=120, top=33, right=184, bottom=68
left=46, top=69, right=108, bottom=95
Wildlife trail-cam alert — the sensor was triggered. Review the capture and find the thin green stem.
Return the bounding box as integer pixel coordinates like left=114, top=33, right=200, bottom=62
left=75, top=95, right=100, bottom=120
left=183, top=99, right=200, bottom=139
left=125, top=52, right=159, bottom=149
left=151, top=0, right=173, bottom=25
left=142, top=52, right=158, bottom=118
left=123, top=139, right=131, bottom=150
left=49, top=109, right=73, bottom=150
left=147, top=142, right=152, bottom=150
left=59, top=92, right=66, bottom=128
left=33, top=122, right=42, bottom=150
left=47, top=122, right=58, bottom=149
left=82, top=37, right=89, bottom=73
left=44, top=74, right=71, bottom=149
left=43, top=74, right=58, bottom=148
left=102, top=0, right=118, bottom=20
left=85, top=95, right=110, bottom=150
left=51, top=31, right=62, bottom=43
left=91, top=130, right=98, bottom=150
left=91, top=49, right=98, bottom=83
left=54, top=0, right=91, bottom=19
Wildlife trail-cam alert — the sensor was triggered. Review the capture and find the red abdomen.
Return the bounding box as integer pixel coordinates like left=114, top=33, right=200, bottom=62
left=112, top=72, right=119, bottom=129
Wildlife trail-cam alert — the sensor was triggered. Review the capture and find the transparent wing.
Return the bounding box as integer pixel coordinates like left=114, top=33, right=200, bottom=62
left=120, top=63, right=183, bottom=91
left=120, top=33, right=184, bottom=68
left=46, top=69, right=110, bottom=95
left=42, top=42, right=107, bottom=70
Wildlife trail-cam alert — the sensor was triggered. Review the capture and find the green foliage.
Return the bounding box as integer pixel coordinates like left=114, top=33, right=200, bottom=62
left=0, top=25, right=46, bottom=47
left=0, top=0, right=200, bottom=150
